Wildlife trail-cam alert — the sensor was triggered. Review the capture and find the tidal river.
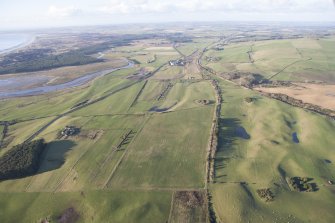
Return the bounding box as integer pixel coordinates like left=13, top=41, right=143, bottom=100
left=0, top=61, right=134, bottom=99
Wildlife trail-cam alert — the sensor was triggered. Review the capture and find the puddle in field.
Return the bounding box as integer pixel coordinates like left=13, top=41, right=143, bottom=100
left=235, top=126, right=250, bottom=140
left=292, top=132, right=299, bottom=143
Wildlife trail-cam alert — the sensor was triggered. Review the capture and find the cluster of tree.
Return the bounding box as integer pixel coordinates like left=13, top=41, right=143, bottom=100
left=0, top=48, right=53, bottom=65
left=208, top=79, right=222, bottom=183
left=288, top=177, right=317, bottom=192
left=207, top=191, right=218, bottom=223
left=0, top=139, right=46, bottom=180
left=221, top=72, right=270, bottom=88
left=256, top=188, right=274, bottom=202
left=157, top=82, right=173, bottom=101
left=0, top=50, right=104, bottom=74
left=195, top=99, right=212, bottom=105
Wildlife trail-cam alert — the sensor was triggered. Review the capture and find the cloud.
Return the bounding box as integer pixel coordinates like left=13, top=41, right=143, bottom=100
left=97, top=0, right=335, bottom=14
left=5, top=0, right=332, bottom=30
left=47, top=5, right=83, bottom=17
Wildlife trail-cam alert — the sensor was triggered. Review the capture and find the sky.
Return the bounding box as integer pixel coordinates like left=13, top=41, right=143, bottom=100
left=0, top=0, right=335, bottom=30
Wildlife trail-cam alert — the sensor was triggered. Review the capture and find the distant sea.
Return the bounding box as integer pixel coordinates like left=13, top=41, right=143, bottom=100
left=0, top=34, right=32, bottom=52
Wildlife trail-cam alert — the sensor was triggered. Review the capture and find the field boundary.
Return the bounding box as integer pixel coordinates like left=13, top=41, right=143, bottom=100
left=103, top=114, right=152, bottom=188
left=128, top=80, right=148, bottom=109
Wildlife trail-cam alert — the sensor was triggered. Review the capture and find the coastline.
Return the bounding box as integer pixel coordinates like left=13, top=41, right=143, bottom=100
left=0, top=35, right=36, bottom=55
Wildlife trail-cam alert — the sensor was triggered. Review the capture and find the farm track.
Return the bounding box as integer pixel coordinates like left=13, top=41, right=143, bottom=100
left=268, top=57, right=312, bottom=80
left=106, top=186, right=206, bottom=192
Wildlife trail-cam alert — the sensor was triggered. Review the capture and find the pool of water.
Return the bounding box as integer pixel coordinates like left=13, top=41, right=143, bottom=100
left=292, top=132, right=300, bottom=143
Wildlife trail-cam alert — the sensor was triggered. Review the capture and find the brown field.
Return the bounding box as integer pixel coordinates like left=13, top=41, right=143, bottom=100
left=255, top=83, right=335, bottom=110
left=169, top=191, right=207, bottom=223
left=183, top=51, right=202, bottom=80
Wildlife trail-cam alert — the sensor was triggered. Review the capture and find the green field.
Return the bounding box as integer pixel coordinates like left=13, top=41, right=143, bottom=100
left=0, top=54, right=215, bottom=221
left=211, top=79, right=335, bottom=223
left=203, top=38, right=335, bottom=83
left=0, top=191, right=172, bottom=223
left=1, top=32, right=335, bottom=222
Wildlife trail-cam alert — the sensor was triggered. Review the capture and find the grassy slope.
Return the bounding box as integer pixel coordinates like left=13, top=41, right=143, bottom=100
left=203, top=37, right=335, bottom=83
left=0, top=191, right=171, bottom=223
left=0, top=68, right=214, bottom=221
left=211, top=79, right=335, bottom=223
left=2, top=36, right=334, bottom=223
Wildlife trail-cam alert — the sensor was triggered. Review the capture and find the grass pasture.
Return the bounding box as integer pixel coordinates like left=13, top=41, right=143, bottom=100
left=0, top=190, right=172, bottom=223
left=108, top=106, right=214, bottom=189
left=1, top=34, right=335, bottom=223
left=203, top=38, right=335, bottom=83
left=152, top=65, right=184, bottom=80
left=0, top=56, right=215, bottom=222
left=211, top=79, right=335, bottom=223
left=0, top=114, right=147, bottom=192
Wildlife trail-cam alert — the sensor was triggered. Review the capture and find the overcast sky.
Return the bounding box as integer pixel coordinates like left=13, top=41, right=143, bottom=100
left=1, top=0, right=335, bottom=30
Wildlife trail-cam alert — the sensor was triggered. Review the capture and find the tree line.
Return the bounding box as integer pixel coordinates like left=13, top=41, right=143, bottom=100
left=0, top=139, right=46, bottom=180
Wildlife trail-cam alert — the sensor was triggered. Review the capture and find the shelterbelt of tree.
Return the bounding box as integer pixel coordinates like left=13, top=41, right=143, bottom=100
left=0, top=139, right=46, bottom=180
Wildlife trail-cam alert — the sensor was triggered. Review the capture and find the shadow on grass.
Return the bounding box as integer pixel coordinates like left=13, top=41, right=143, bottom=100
left=37, top=140, right=76, bottom=174
left=214, top=118, right=249, bottom=183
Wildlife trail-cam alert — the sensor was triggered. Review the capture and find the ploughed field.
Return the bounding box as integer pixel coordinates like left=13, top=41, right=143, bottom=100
left=0, top=32, right=334, bottom=223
